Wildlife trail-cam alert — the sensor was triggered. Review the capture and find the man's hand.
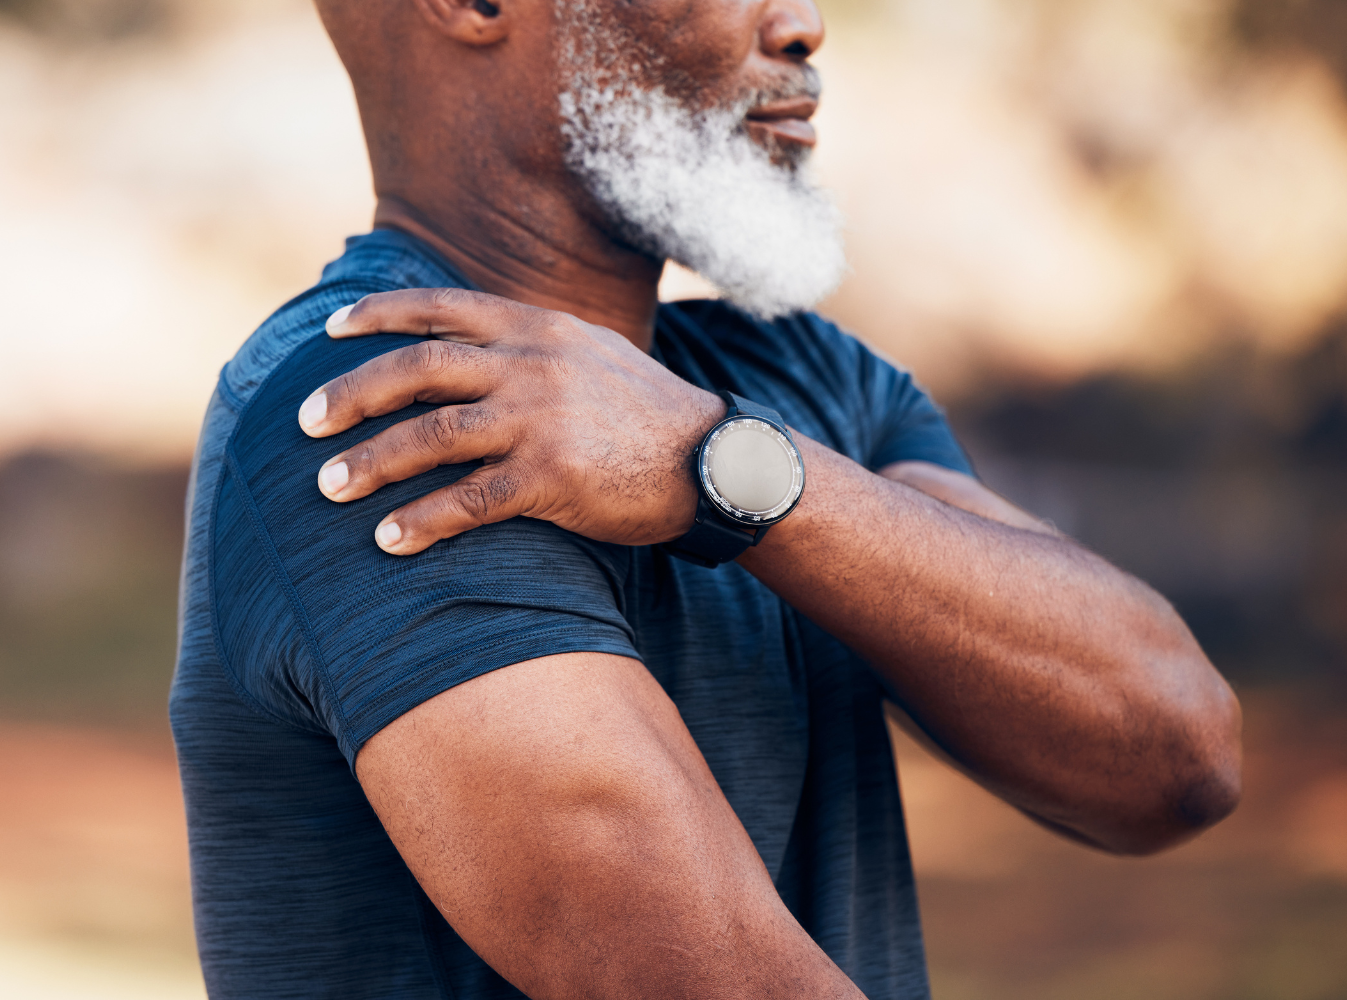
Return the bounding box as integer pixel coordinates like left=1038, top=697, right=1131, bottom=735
left=298, top=288, right=723, bottom=554
left=307, top=285, right=1242, bottom=857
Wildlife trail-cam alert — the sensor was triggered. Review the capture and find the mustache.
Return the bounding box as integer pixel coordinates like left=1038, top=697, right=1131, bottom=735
left=738, top=65, right=823, bottom=111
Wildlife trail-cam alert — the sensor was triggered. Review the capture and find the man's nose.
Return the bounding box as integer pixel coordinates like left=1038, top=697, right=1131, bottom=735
left=760, top=0, right=824, bottom=60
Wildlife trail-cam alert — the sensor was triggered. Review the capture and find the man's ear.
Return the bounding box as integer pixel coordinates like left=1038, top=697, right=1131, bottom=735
left=413, top=0, right=511, bottom=46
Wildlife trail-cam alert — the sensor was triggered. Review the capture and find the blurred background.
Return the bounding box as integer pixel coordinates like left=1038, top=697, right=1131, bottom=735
left=1, top=0, right=1345, bottom=996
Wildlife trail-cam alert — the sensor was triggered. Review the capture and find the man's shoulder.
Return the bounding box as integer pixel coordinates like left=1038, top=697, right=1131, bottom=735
left=661, top=297, right=970, bottom=474
left=660, top=298, right=889, bottom=402
left=203, top=230, right=469, bottom=537
left=212, top=324, right=638, bottom=764
left=663, top=298, right=863, bottom=355
left=219, top=229, right=468, bottom=415
left=205, top=240, right=638, bottom=762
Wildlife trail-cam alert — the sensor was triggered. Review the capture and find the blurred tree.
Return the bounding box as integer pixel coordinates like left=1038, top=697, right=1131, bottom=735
left=1233, top=0, right=1347, bottom=84
left=0, top=0, right=174, bottom=41
left=954, top=322, right=1347, bottom=681
left=0, top=452, right=187, bottom=727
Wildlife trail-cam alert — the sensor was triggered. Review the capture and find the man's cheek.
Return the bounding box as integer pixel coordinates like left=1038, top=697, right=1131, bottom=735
left=631, top=0, right=754, bottom=93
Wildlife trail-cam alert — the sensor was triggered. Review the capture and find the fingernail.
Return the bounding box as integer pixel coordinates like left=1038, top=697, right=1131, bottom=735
left=326, top=304, right=354, bottom=336
left=298, top=391, right=327, bottom=430
left=319, top=461, right=349, bottom=496
left=376, top=521, right=402, bottom=549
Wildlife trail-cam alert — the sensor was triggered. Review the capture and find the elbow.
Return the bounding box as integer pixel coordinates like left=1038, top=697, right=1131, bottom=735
left=1120, top=755, right=1241, bottom=857
left=1157, top=668, right=1244, bottom=850
left=1103, top=679, right=1245, bottom=857
left=1175, top=751, right=1243, bottom=837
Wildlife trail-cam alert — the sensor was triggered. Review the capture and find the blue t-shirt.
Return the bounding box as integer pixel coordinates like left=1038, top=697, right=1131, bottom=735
left=171, top=228, right=972, bottom=1000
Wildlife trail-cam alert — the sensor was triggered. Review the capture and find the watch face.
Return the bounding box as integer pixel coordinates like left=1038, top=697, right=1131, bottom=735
left=699, top=416, right=805, bottom=525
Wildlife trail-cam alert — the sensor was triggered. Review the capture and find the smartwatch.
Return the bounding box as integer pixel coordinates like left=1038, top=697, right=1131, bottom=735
left=662, top=390, right=806, bottom=568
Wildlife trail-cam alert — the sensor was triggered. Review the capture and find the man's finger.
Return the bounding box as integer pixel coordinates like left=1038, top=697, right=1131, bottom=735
left=298, top=338, right=499, bottom=438
left=373, top=461, right=531, bottom=555
left=316, top=403, right=509, bottom=503
left=326, top=287, right=532, bottom=342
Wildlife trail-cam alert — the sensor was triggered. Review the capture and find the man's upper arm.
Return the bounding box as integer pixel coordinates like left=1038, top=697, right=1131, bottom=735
left=853, top=335, right=1054, bottom=531
left=356, top=651, right=863, bottom=1000
left=220, top=331, right=641, bottom=758
left=851, top=335, right=972, bottom=476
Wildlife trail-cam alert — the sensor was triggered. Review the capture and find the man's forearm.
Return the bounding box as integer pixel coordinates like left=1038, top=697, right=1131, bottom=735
left=295, top=288, right=1241, bottom=851
left=738, top=436, right=1242, bottom=854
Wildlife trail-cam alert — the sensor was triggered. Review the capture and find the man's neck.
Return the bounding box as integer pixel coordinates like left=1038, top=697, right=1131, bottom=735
left=373, top=195, right=663, bottom=351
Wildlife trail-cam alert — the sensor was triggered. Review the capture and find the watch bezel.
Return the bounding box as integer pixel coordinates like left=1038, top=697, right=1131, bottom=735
left=696, top=415, right=805, bottom=528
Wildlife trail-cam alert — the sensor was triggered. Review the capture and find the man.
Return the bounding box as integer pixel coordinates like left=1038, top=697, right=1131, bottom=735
left=170, top=0, right=1242, bottom=996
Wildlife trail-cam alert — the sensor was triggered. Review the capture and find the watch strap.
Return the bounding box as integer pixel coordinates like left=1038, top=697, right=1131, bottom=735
left=657, top=388, right=786, bottom=568
left=661, top=389, right=791, bottom=569
left=662, top=496, right=767, bottom=569
left=719, top=390, right=785, bottom=429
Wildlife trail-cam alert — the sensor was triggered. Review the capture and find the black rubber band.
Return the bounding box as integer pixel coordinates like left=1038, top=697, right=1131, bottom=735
left=662, top=391, right=793, bottom=568
left=662, top=496, right=759, bottom=568
left=719, top=390, right=784, bottom=428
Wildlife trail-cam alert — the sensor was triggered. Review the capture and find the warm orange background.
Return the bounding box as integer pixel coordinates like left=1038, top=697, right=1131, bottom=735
left=1, top=0, right=1345, bottom=997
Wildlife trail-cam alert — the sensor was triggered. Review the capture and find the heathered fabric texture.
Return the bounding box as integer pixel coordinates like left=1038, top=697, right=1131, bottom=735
left=171, top=228, right=973, bottom=999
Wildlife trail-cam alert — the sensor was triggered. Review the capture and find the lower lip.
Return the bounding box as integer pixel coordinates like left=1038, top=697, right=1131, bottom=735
left=746, top=118, right=817, bottom=148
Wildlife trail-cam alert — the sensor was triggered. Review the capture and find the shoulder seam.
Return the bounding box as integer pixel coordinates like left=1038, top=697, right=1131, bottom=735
left=223, top=444, right=356, bottom=757
left=223, top=270, right=421, bottom=411
left=210, top=282, right=413, bottom=754
left=207, top=460, right=325, bottom=735
left=197, top=252, right=463, bottom=743
left=214, top=364, right=243, bottom=414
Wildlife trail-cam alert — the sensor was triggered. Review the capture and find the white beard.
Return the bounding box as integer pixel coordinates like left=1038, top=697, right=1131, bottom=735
left=558, top=74, right=847, bottom=320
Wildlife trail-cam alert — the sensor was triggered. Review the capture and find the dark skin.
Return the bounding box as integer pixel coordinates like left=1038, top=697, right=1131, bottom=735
left=304, top=0, right=1243, bottom=996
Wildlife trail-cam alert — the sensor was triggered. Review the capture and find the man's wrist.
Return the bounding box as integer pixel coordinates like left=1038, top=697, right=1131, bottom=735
left=665, top=387, right=728, bottom=535
left=662, top=391, right=805, bottom=567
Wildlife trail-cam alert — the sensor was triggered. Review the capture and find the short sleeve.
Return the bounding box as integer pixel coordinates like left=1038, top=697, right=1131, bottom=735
left=859, top=346, right=974, bottom=476
left=214, top=332, right=639, bottom=768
